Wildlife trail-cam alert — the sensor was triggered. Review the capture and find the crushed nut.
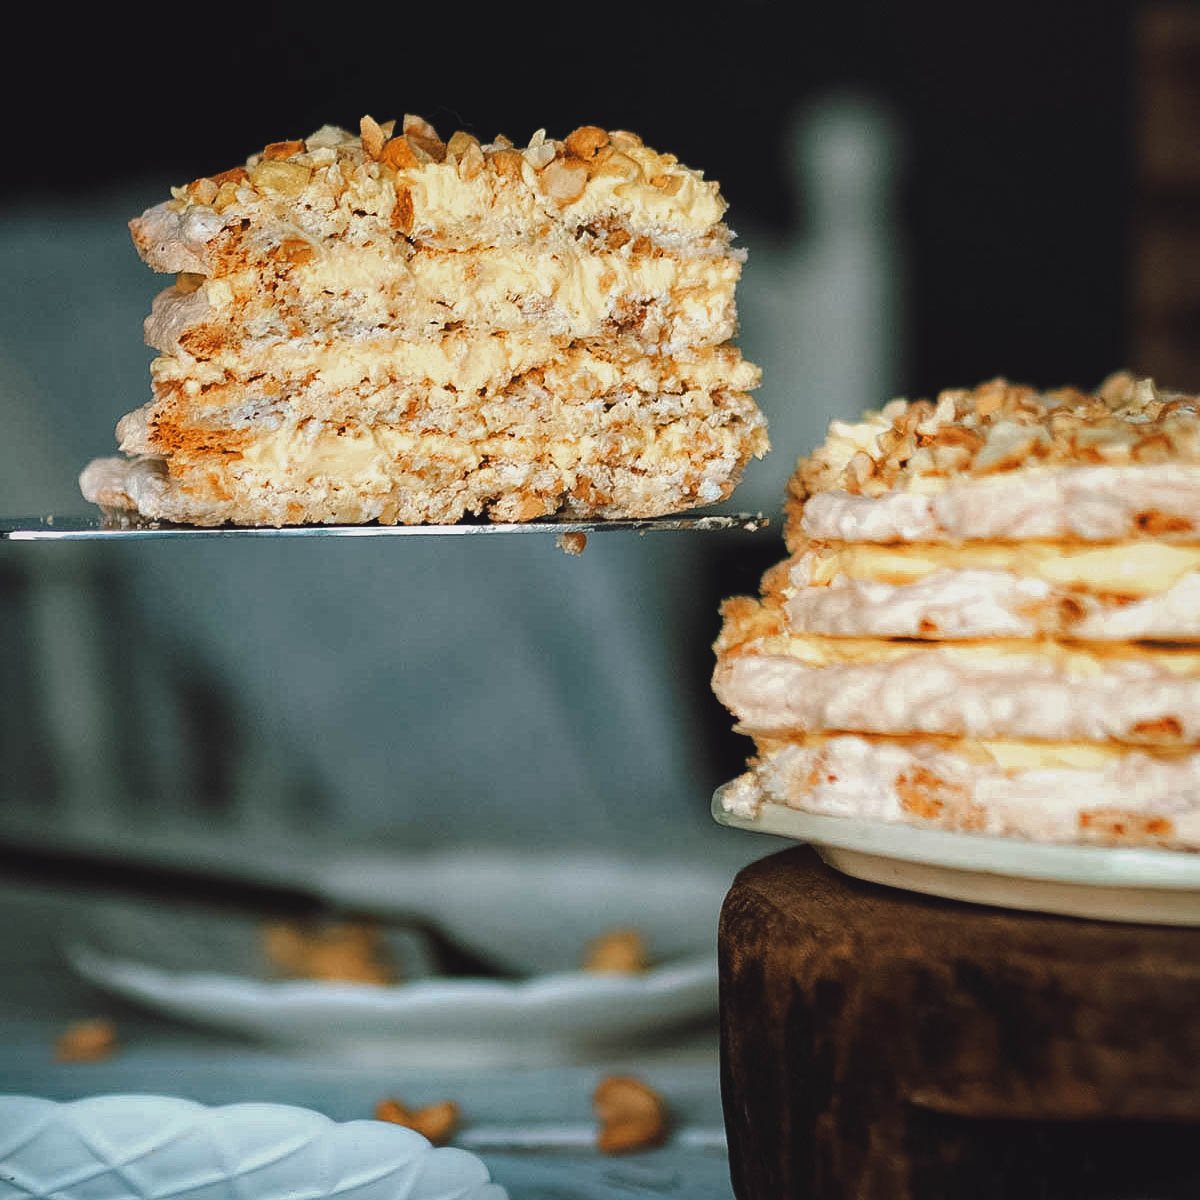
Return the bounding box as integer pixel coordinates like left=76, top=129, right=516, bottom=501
left=403, top=114, right=439, bottom=141
left=360, top=115, right=387, bottom=160
left=972, top=420, right=1052, bottom=473
left=211, top=166, right=249, bottom=186
left=446, top=129, right=481, bottom=162
left=375, top=1098, right=460, bottom=1144
left=263, top=139, right=305, bottom=161
left=212, top=180, right=242, bottom=212
left=456, top=139, right=485, bottom=181
left=564, top=125, right=610, bottom=160
left=380, top=136, right=423, bottom=170
left=583, top=928, right=648, bottom=972
left=489, top=148, right=526, bottom=179
left=249, top=160, right=311, bottom=197
left=187, top=177, right=219, bottom=205
left=55, top=1018, right=118, bottom=1063
left=540, top=158, right=589, bottom=204
left=593, top=1075, right=668, bottom=1154
left=402, top=114, right=446, bottom=161
left=523, top=129, right=558, bottom=170
left=648, top=172, right=684, bottom=196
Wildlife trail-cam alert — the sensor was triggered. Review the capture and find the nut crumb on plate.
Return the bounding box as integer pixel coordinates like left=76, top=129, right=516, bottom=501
left=593, top=1074, right=669, bottom=1153
left=261, top=917, right=396, bottom=984
left=583, top=927, right=649, bottom=973
left=55, top=1018, right=118, bottom=1062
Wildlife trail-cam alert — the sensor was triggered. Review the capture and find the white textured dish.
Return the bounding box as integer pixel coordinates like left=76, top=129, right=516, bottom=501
left=713, top=790, right=1200, bottom=925
left=63, top=851, right=726, bottom=1066
left=0, top=1094, right=506, bottom=1200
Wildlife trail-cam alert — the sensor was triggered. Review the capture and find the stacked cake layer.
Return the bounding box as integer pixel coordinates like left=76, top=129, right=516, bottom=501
left=82, top=115, right=767, bottom=525
left=713, top=374, right=1200, bottom=850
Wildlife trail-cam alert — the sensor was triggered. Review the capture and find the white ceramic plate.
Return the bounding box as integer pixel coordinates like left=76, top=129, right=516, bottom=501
left=63, top=851, right=726, bottom=1066
left=0, top=1094, right=506, bottom=1200
left=713, top=790, right=1200, bottom=925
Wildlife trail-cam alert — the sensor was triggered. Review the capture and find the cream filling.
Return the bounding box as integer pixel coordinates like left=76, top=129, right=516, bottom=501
left=712, top=639, right=1200, bottom=744
left=295, top=241, right=738, bottom=324
left=784, top=566, right=1200, bottom=642
left=719, top=734, right=1200, bottom=847
left=795, top=539, right=1200, bottom=597
left=212, top=419, right=747, bottom=487
left=798, top=465, right=1200, bottom=544
left=742, top=633, right=1200, bottom=672
left=758, top=731, right=1186, bottom=771
left=148, top=335, right=760, bottom=400
left=145, top=250, right=740, bottom=355
left=151, top=332, right=563, bottom=396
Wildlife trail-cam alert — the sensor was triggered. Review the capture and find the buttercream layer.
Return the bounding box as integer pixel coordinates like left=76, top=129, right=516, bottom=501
left=797, top=538, right=1200, bottom=596
left=147, top=238, right=741, bottom=355
left=84, top=390, right=766, bottom=526
left=776, top=537, right=1200, bottom=641
left=783, top=565, right=1200, bottom=642
left=711, top=634, right=1200, bottom=745
left=136, top=341, right=760, bottom=435
left=717, top=733, right=1200, bottom=850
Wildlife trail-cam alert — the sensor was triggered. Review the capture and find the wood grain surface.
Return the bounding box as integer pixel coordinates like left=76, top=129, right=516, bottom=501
left=719, top=845, right=1200, bottom=1199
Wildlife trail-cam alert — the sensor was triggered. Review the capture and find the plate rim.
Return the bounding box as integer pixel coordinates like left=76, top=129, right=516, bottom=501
left=712, top=787, right=1200, bottom=890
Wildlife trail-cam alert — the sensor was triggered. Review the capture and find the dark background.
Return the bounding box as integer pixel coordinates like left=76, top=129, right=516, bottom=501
left=2, top=0, right=1173, bottom=799
left=4, top=0, right=1136, bottom=399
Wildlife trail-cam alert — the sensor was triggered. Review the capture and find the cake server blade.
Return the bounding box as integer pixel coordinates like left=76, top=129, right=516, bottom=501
left=1, top=513, right=769, bottom=541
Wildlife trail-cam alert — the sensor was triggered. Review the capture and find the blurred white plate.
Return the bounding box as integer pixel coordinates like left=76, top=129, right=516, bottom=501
left=0, top=1094, right=506, bottom=1200
left=713, top=791, right=1200, bottom=925
left=64, top=851, right=726, bottom=1066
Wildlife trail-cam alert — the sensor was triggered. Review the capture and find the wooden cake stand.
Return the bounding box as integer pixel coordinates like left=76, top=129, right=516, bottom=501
left=719, top=845, right=1200, bottom=1199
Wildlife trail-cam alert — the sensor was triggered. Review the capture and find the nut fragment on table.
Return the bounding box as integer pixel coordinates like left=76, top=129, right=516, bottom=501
left=375, top=1097, right=461, bottom=1144
left=593, top=1074, right=669, bottom=1153
left=55, top=1018, right=118, bottom=1062
left=261, top=917, right=396, bottom=984
left=583, top=927, right=649, bottom=973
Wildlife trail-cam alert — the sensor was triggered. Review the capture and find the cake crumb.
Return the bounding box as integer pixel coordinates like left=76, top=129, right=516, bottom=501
left=556, top=531, right=588, bottom=555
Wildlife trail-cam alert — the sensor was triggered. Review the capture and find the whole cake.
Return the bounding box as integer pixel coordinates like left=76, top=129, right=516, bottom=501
left=713, top=373, right=1200, bottom=851
left=81, top=115, right=767, bottom=526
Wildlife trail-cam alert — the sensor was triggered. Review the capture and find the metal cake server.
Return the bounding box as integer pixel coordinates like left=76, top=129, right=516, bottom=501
left=1, top=513, right=769, bottom=541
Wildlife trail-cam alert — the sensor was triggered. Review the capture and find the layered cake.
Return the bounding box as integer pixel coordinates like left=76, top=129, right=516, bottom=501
left=81, top=115, right=767, bottom=526
left=713, top=373, right=1200, bottom=850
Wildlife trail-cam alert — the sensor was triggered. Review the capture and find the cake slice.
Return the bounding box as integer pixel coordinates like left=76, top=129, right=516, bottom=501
left=82, top=115, right=767, bottom=526
left=713, top=374, right=1200, bottom=851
